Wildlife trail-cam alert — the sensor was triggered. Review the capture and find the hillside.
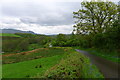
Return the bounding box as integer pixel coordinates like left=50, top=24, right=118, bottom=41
left=0, top=33, right=21, bottom=37
left=0, top=29, right=35, bottom=34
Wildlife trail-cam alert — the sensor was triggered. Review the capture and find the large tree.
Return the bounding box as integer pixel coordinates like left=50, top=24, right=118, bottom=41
left=73, top=0, right=118, bottom=34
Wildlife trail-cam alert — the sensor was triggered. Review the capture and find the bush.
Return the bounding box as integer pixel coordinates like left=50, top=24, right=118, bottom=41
left=2, top=37, right=29, bottom=52
left=43, top=51, right=104, bottom=78
left=92, top=20, right=120, bottom=51
left=2, top=39, right=20, bottom=52
left=92, top=33, right=106, bottom=49
left=15, top=38, right=29, bottom=52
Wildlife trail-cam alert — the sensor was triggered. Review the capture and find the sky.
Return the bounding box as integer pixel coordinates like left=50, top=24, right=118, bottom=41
left=0, top=0, right=119, bottom=35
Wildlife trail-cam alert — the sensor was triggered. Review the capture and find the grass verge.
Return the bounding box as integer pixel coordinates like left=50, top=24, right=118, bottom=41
left=35, top=48, right=104, bottom=78
left=73, top=46, right=120, bottom=63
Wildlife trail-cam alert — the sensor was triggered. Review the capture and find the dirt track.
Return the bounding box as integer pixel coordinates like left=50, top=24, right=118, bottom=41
left=76, top=49, right=120, bottom=78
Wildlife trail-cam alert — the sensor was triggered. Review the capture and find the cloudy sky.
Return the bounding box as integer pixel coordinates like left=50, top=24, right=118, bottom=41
left=0, top=0, right=119, bottom=35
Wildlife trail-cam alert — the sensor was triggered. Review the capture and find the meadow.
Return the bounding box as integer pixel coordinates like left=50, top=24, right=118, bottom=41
left=0, top=33, right=21, bottom=37
left=1, top=31, right=119, bottom=78
left=2, top=47, right=65, bottom=64
left=2, top=47, right=104, bottom=78
left=1, top=0, right=120, bottom=78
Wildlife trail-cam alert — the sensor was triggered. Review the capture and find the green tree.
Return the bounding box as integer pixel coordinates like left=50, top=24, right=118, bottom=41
left=52, top=34, right=67, bottom=47
left=15, top=38, right=29, bottom=52
left=73, top=0, right=118, bottom=34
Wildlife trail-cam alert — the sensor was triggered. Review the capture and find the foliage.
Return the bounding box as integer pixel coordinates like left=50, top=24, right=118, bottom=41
left=92, top=19, right=120, bottom=50
left=2, top=33, right=52, bottom=53
left=52, top=34, right=67, bottom=47
left=73, top=0, right=118, bottom=34
left=2, top=38, right=29, bottom=52
left=15, top=38, right=29, bottom=52
left=52, top=34, right=93, bottom=48
left=51, top=0, right=119, bottom=52
left=42, top=50, right=104, bottom=78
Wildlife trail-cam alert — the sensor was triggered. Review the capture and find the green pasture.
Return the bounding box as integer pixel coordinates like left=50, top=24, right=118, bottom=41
left=2, top=47, right=104, bottom=78
left=0, top=33, right=20, bottom=37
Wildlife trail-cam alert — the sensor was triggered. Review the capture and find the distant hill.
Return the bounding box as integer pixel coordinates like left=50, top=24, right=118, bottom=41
left=0, top=29, right=35, bottom=34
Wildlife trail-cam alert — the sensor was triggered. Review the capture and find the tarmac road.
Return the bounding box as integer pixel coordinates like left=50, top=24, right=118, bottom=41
left=76, top=49, right=120, bottom=78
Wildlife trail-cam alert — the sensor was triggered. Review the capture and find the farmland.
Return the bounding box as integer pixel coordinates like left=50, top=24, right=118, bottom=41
left=1, top=0, right=120, bottom=79
left=2, top=47, right=103, bottom=78
left=1, top=31, right=119, bottom=78
left=0, top=33, right=21, bottom=37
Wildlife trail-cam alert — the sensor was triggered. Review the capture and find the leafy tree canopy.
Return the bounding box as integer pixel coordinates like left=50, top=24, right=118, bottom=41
left=73, top=0, right=118, bottom=34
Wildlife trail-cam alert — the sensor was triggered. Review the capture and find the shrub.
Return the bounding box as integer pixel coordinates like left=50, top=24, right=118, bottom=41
left=15, top=38, right=29, bottom=52
left=2, top=37, right=29, bottom=52
left=43, top=51, right=104, bottom=78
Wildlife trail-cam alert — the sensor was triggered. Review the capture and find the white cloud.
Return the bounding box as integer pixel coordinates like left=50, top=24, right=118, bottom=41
left=0, top=17, right=21, bottom=24
left=0, top=17, right=73, bottom=34
left=0, top=0, right=119, bottom=35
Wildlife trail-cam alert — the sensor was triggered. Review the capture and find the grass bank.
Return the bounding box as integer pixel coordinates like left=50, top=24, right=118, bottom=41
left=73, top=46, right=120, bottom=63
left=34, top=48, right=104, bottom=78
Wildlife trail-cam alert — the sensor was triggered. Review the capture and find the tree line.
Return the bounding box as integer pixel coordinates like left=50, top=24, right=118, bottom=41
left=2, top=33, right=52, bottom=53
left=52, top=0, right=120, bottom=52
left=2, top=0, right=120, bottom=53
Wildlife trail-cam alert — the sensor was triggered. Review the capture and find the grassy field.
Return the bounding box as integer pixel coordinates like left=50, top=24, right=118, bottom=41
left=2, top=47, right=104, bottom=78
left=2, top=47, right=66, bottom=64
left=3, top=55, right=63, bottom=78
left=2, top=47, right=67, bottom=78
left=0, top=33, right=20, bottom=37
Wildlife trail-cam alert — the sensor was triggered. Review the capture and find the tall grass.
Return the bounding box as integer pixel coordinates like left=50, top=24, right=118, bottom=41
left=36, top=48, right=104, bottom=78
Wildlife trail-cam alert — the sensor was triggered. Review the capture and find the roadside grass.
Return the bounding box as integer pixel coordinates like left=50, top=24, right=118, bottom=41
left=2, top=47, right=66, bottom=64
left=35, top=48, right=104, bottom=78
left=87, top=49, right=120, bottom=63
left=2, top=55, right=64, bottom=78
left=73, top=46, right=120, bottom=63
left=0, top=33, right=20, bottom=37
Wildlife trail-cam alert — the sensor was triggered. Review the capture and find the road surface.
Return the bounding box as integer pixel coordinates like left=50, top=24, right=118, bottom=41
left=76, top=49, right=120, bottom=78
